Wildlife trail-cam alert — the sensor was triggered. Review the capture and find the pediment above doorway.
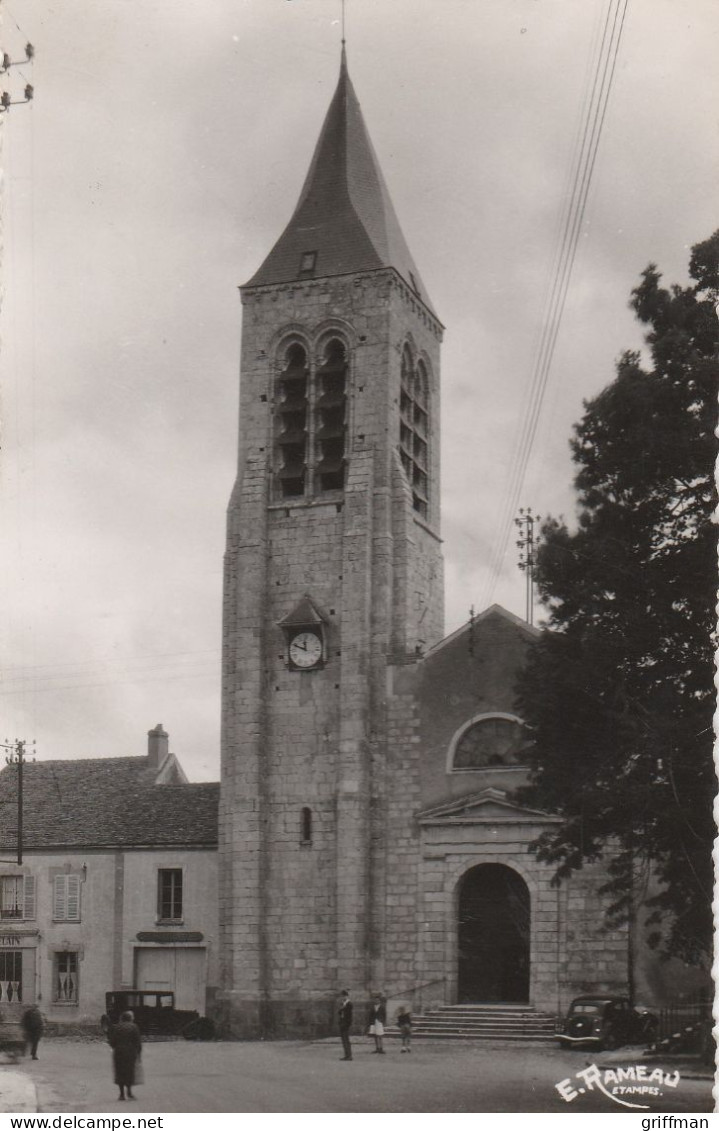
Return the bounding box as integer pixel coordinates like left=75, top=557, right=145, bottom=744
left=416, top=787, right=560, bottom=826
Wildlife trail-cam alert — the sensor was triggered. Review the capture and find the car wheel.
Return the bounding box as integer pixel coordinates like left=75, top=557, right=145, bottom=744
left=601, top=1029, right=619, bottom=1051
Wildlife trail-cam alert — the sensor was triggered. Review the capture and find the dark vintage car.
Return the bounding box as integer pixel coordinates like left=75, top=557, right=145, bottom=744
left=101, top=990, right=203, bottom=1038
left=557, top=995, right=658, bottom=1050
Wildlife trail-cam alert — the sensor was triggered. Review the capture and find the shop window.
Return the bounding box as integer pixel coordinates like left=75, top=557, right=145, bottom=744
left=0, top=875, right=35, bottom=920
left=54, top=951, right=79, bottom=1003
left=53, top=874, right=81, bottom=921
left=158, top=868, right=183, bottom=921
left=0, top=950, right=22, bottom=1002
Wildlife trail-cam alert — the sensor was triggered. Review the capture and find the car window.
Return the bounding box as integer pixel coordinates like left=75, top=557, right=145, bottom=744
left=159, top=995, right=173, bottom=1008
left=571, top=1003, right=601, bottom=1015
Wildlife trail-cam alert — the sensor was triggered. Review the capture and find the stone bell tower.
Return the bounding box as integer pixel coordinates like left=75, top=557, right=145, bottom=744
left=217, top=47, right=444, bottom=1037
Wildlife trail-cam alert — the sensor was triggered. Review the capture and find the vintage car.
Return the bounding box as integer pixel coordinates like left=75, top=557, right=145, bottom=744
left=556, top=995, right=658, bottom=1050
left=101, top=990, right=201, bottom=1037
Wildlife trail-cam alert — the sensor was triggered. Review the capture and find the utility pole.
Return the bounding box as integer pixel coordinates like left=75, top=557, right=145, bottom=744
left=2, top=738, right=34, bottom=865
left=515, top=507, right=541, bottom=626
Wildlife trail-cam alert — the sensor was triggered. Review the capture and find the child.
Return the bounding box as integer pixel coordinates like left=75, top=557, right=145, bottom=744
left=368, top=994, right=387, bottom=1053
left=397, top=1005, right=412, bottom=1053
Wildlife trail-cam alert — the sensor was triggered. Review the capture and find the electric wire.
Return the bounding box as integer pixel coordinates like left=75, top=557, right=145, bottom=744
left=482, top=0, right=628, bottom=608
left=478, top=0, right=630, bottom=612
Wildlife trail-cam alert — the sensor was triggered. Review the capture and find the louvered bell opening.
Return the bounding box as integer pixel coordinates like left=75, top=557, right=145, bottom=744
left=317, top=359, right=346, bottom=379
left=413, top=435, right=428, bottom=468
left=413, top=405, right=428, bottom=436
left=278, top=454, right=306, bottom=479
left=281, top=475, right=305, bottom=498
left=316, top=421, right=345, bottom=441
left=278, top=388, right=308, bottom=412
left=316, top=388, right=346, bottom=410
left=317, top=454, right=345, bottom=473
left=281, top=363, right=308, bottom=382
left=278, top=425, right=307, bottom=445
left=318, top=454, right=345, bottom=492
left=413, top=493, right=428, bottom=519
left=278, top=448, right=306, bottom=496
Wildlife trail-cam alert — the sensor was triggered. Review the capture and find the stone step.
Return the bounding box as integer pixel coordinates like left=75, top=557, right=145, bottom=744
left=385, top=1003, right=558, bottom=1041
left=427, top=1013, right=544, bottom=1022
left=406, top=1022, right=553, bottom=1031
left=385, top=1027, right=557, bottom=1042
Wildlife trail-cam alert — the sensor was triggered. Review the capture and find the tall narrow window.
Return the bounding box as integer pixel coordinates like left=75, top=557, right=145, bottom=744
left=53, top=874, right=81, bottom=922
left=54, top=952, right=79, bottom=1003
left=0, top=876, right=23, bottom=919
left=0, top=951, right=22, bottom=1002
left=315, top=339, right=347, bottom=492
left=300, top=806, right=312, bottom=845
left=0, top=875, right=34, bottom=920
left=158, top=868, right=183, bottom=921
left=399, top=347, right=429, bottom=518
left=275, top=343, right=309, bottom=498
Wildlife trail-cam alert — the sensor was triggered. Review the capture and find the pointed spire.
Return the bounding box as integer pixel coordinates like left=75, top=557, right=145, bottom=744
left=246, top=52, right=437, bottom=317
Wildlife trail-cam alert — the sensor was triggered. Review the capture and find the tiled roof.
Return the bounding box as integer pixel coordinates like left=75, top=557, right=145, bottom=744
left=246, top=49, right=438, bottom=318
left=0, top=757, right=219, bottom=850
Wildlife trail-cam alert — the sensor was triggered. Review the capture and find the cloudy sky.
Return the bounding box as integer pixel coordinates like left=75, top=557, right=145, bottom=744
left=1, top=0, right=717, bottom=781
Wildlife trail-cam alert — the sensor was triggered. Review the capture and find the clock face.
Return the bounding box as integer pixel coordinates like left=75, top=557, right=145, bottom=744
left=289, top=630, right=323, bottom=669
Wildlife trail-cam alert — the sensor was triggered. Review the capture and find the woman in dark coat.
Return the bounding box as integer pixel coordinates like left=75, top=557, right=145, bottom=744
left=108, top=1010, right=142, bottom=1101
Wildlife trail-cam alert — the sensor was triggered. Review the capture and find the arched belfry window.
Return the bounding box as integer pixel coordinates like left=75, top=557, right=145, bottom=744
left=275, top=343, right=309, bottom=499
left=451, top=715, right=530, bottom=770
left=315, top=339, right=347, bottom=493
left=399, top=346, right=429, bottom=518
left=273, top=338, right=347, bottom=500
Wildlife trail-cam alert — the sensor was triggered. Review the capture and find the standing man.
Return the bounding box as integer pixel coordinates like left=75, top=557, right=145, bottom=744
left=338, top=989, right=353, bottom=1061
left=21, top=1004, right=43, bottom=1060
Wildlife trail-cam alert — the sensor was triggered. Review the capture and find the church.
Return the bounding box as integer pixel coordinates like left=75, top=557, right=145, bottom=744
left=214, top=47, right=664, bottom=1039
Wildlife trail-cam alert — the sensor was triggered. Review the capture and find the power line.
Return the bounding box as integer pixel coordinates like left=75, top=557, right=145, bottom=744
left=479, top=0, right=630, bottom=611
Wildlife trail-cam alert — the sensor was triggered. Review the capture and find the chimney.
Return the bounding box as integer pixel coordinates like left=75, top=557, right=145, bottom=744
left=147, top=723, right=169, bottom=769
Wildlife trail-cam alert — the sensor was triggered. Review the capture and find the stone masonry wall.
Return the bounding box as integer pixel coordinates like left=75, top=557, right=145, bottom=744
left=218, top=269, right=444, bottom=1035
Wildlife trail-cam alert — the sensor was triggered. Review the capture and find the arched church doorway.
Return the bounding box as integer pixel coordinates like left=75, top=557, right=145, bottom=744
left=457, top=863, right=530, bottom=1003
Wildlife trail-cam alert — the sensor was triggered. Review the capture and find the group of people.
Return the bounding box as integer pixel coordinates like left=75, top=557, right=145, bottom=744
left=338, top=990, right=412, bottom=1061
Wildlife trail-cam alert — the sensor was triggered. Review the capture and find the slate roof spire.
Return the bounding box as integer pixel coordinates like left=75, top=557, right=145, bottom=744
left=246, top=48, right=437, bottom=316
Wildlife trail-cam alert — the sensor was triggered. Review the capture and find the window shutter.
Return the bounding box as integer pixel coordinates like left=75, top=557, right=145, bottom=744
left=53, top=875, right=67, bottom=920
left=66, top=875, right=81, bottom=921
left=23, top=876, right=36, bottom=920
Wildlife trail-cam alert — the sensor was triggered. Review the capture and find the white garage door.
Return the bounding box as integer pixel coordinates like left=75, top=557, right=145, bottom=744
left=134, top=947, right=206, bottom=1013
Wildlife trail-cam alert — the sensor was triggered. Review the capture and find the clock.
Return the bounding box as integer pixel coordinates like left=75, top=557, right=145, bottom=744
left=288, top=629, right=323, bottom=670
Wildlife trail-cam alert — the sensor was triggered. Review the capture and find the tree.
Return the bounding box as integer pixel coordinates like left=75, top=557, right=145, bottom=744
left=516, top=231, right=718, bottom=965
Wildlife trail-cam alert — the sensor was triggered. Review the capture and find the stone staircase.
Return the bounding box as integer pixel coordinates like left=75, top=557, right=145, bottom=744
left=387, top=1003, right=558, bottom=1042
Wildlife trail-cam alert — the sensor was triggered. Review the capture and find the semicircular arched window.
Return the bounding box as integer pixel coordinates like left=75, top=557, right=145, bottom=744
left=452, top=716, right=529, bottom=770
